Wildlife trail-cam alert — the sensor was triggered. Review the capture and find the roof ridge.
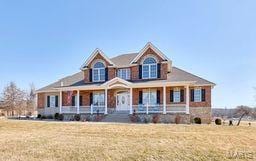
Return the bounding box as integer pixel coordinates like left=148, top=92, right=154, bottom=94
left=173, top=66, right=216, bottom=85
left=110, top=52, right=138, bottom=59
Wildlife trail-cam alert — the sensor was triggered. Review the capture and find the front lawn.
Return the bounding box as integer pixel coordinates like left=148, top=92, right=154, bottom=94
left=0, top=120, right=255, bottom=161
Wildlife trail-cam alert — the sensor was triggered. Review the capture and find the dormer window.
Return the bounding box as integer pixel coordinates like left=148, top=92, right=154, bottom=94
left=93, top=61, right=105, bottom=82
left=142, top=57, right=157, bottom=79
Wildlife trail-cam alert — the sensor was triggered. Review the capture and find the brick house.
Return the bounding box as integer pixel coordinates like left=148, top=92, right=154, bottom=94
left=36, top=42, right=215, bottom=123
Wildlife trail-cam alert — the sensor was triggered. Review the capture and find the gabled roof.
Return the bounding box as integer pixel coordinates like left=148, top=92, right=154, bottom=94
left=36, top=66, right=215, bottom=92
left=130, top=42, right=170, bottom=64
left=168, top=67, right=216, bottom=85
left=110, top=53, right=138, bottom=67
left=80, top=48, right=116, bottom=70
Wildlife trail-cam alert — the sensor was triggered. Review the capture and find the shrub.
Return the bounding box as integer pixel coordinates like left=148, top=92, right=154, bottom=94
left=152, top=114, right=160, bottom=124
left=175, top=115, right=181, bottom=124
left=215, top=118, right=222, bottom=125
left=54, top=113, right=59, bottom=120
left=58, top=114, right=64, bottom=121
left=194, top=117, right=201, bottom=124
left=144, top=116, right=151, bottom=123
left=130, top=115, right=139, bottom=123
left=74, top=114, right=81, bottom=121
left=37, top=114, right=42, bottom=119
left=41, top=115, right=47, bottom=119
left=46, top=115, right=53, bottom=119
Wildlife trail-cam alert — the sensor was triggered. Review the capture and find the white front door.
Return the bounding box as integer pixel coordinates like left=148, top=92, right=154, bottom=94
left=116, top=92, right=130, bottom=111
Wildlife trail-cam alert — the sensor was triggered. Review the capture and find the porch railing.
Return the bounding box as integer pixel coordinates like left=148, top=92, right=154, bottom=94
left=132, top=104, right=186, bottom=114
left=62, top=105, right=105, bottom=114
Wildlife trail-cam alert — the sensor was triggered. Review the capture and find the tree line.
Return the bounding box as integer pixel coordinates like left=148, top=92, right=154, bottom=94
left=0, top=82, right=36, bottom=116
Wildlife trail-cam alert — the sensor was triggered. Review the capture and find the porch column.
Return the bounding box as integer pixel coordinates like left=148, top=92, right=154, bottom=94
left=59, top=91, right=62, bottom=114
left=105, top=88, right=108, bottom=114
left=77, top=90, right=80, bottom=114
left=130, top=88, right=133, bottom=114
left=163, top=85, right=166, bottom=114
left=186, top=85, right=190, bottom=114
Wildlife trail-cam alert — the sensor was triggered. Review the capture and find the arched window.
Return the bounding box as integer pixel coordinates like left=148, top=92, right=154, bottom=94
left=93, top=61, right=105, bottom=82
left=142, top=57, right=157, bottom=79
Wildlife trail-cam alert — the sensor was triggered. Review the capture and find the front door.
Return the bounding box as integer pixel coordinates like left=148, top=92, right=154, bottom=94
left=116, top=92, right=130, bottom=111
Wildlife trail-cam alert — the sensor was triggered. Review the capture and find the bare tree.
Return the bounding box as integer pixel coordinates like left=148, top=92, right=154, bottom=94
left=235, top=106, right=252, bottom=126
left=25, top=83, right=36, bottom=116
left=2, top=82, right=26, bottom=116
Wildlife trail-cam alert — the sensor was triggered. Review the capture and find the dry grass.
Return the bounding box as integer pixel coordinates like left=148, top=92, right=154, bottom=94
left=0, top=120, right=255, bottom=161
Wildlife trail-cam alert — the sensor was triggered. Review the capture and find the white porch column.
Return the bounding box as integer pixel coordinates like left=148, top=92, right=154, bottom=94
left=163, top=85, right=166, bottom=114
left=105, top=88, right=108, bottom=114
left=59, top=91, right=62, bottom=114
left=130, top=88, right=133, bottom=114
left=77, top=90, right=80, bottom=114
left=186, top=85, right=190, bottom=114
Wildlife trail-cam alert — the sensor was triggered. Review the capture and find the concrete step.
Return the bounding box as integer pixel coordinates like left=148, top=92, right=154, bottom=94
left=102, top=111, right=130, bottom=123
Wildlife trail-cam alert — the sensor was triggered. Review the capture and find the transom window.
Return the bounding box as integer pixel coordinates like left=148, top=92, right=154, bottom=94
left=93, top=91, right=105, bottom=106
left=117, top=68, right=130, bottom=80
left=194, top=88, right=202, bottom=102
left=142, top=57, right=157, bottom=79
left=173, top=89, right=181, bottom=103
left=93, top=61, right=105, bottom=82
left=142, top=89, right=157, bottom=105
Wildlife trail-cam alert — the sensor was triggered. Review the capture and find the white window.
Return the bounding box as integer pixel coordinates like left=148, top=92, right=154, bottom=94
left=142, top=57, right=157, bottom=79
left=117, top=68, right=131, bottom=80
left=93, top=92, right=105, bottom=106
left=93, top=61, right=105, bottom=82
left=143, top=89, right=157, bottom=105
left=173, top=89, right=181, bottom=103
left=50, top=95, right=56, bottom=108
left=194, top=88, right=202, bottom=102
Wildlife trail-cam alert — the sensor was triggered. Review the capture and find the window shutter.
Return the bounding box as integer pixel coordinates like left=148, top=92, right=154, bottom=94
left=157, top=90, right=160, bottom=104
left=139, top=65, right=142, bottom=79
left=105, top=68, right=108, bottom=81
left=190, top=89, right=194, bottom=102
left=201, top=89, right=206, bottom=102
left=89, top=69, right=92, bottom=82
left=170, top=90, right=174, bottom=102
left=55, top=96, right=59, bottom=107
left=180, top=89, right=184, bottom=102
left=47, top=96, right=50, bottom=107
left=139, top=91, right=143, bottom=104
left=72, top=96, right=76, bottom=106
left=157, top=63, right=161, bottom=78
left=90, top=93, right=93, bottom=105
left=79, top=96, right=83, bottom=106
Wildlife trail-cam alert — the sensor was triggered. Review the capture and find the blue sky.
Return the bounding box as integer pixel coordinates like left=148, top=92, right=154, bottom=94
left=0, top=0, right=256, bottom=108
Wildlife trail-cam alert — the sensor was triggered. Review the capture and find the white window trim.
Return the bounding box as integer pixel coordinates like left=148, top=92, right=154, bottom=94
left=142, top=64, right=157, bottom=79
left=93, top=68, right=105, bottom=82
left=93, top=91, right=105, bottom=106
left=92, top=60, right=105, bottom=82
left=117, top=68, right=131, bottom=80
left=194, top=88, right=202, bottom=102
left=142, top=56, right=158, bottom=79
left=49, top=95, right=56, bottom=108
left=173, top=88, right=181, bottom=103
left=142, top=89, right=157, bottom=105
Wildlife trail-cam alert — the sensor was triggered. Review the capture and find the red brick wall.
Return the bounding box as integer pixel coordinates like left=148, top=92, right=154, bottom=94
left=87, top=53, right=111, bottom=68
left=189, top=86, right=211, bottom=107
left=108, top=68, right=116, bottom=81
left=62, top=91, right=77, bottom=106
left=37, top=93, right=45, bottom=109
left=83, top=53, right=117, bottom=83
left=107, top=89, right=116, bottom=108
left=136, top=48, right=164, bottom=64
left=131, top=66, right=139, bottom=80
